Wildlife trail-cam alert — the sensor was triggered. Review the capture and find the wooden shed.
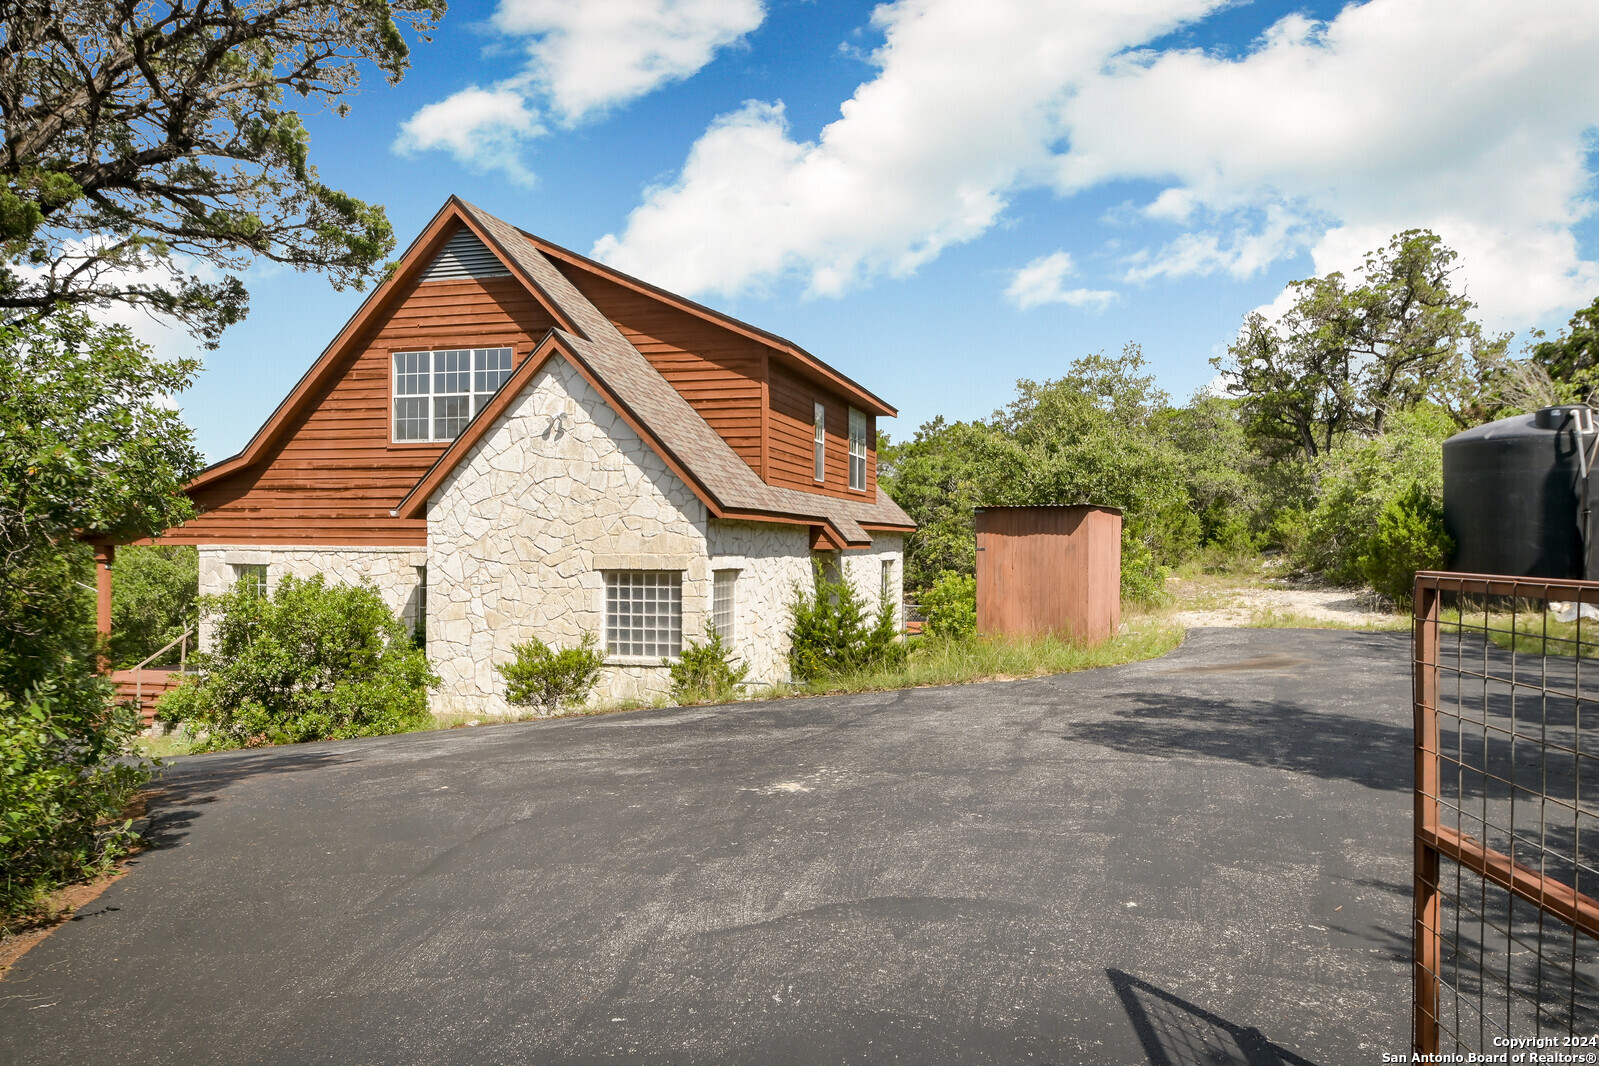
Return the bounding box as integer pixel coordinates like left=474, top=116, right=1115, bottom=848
left=974, top=505, right=1122, bottom=643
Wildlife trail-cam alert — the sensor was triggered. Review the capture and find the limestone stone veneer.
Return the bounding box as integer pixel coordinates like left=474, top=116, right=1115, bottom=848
left=426, top=355, right=903, bottom=714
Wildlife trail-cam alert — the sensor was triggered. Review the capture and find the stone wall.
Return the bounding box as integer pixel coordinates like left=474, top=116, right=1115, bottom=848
left=427, top=355, right=712, bottom=713
left=424, top=356, right=906, bottom=714
left=704, top=520, right=813, bottom=686
left=195, top=545, right=427, bottom=648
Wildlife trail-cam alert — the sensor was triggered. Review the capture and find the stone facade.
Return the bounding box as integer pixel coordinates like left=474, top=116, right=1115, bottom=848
left=426, top=355, right=711, bottom=713
left=424, top=355, right=905, bottom=714
left=196, top=545, right=427, bottom=646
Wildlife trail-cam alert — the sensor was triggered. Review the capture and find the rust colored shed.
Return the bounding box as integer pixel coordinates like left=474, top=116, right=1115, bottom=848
left=975, top=505, right=1122, bottom=643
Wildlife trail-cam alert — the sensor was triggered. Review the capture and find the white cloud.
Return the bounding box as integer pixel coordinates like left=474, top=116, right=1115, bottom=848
left=395, top=0, right=763, bottom=181
left=394, top=88, right=544, bottom=185
left=1058, top=0, right=1599, bottom=325
left=598, top=0, right=1599, bottom=329
left=1005, top=251, right=1116, bottom=310
left=495, top=0, right=765, bottom=121
left=596, top=0, right=1218, bottom=297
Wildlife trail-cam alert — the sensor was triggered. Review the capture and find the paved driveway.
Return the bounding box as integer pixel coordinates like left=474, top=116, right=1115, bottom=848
left=1, top=628, right=1414, bottom=1065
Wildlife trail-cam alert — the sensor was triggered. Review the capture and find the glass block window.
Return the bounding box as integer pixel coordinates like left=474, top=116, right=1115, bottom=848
left=605, top=571, right=682, bottom=658
left=712, top=570, right=737, bottom=640
left=813, top=401, right=826, bottom=482
left=849, top=407, right=868, bottom=491
left=232, top=563, right=267, bottom=597
left=391, top=346, right=514, bottom=442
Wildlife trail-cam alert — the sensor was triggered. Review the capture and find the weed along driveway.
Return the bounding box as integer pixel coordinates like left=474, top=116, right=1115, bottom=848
left=1, top=628, right=1413, bottom=1065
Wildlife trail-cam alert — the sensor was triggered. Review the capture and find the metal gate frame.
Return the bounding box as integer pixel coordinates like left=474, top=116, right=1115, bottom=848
left=1413, top=571, right=1599, bottom=1054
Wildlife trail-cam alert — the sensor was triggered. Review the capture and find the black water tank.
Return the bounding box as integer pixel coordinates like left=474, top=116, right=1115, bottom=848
left=1442, top=405, right=1598, bottom=578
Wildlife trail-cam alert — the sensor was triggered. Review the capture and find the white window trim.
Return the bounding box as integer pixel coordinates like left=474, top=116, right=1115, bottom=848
left=391, top=346, right=514, bottom=443
left=813, top=401, right=826, bottom=483
left=848, top=407, right=868, bottom=492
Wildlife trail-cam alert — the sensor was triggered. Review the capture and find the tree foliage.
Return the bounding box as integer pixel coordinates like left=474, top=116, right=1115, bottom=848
left=111, top=544, right=198, bottom=668
left=0, top=310, right=201, bottom=692
left=883, top=346, right=1191, bottom=601
left=0, top=311, right=200, bottom=923
left=1215, top=230, right=1509, bottom=468
left=158, top=574, right=437, bottom=748
left=0, top=0, right=444, bottom=343
left=1528, top=295, right=1599, bottom=404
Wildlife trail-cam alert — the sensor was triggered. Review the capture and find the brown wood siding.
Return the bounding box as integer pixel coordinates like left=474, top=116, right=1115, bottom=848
left=766, top=364, right=877, bottom=500
left=555, top=266, right=767, bottom=471
left=975, top=506, right=1122, bottom=643
left=165, top=276, right=558, bottom=546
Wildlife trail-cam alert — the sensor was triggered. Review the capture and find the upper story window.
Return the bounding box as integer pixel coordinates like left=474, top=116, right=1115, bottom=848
left=813, top=401, right=826, bottom=482
left=848, top=408, right=868, bottom=491
left=392, top=347, right=513, bottom=442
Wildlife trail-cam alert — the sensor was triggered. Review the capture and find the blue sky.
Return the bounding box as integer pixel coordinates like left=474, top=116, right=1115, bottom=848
left=159, top=0, right=1599, bottom=460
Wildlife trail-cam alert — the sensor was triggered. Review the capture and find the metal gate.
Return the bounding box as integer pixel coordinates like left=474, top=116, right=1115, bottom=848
left=1413, top=572, right=1599, bottom=1055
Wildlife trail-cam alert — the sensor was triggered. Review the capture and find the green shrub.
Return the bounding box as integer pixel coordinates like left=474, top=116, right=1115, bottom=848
left=921, top=572, right=976, bottom=639
left=788, top=563, right=907, bottom=681
left=498, top=631, right=606, bottom=716
left=157, top=574, right=437, bottom=749
left=1358, top=481, right=1454, bottom=607
left=1295, top=404, right=1454, bottom=583
left=2, top=679, right=149, bottom=928
left=668, top=626, right=749, bottom=704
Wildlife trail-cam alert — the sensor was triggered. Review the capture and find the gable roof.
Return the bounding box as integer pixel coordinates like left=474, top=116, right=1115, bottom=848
left=191, top=197, right=913, bottom=547
left=526, top=234, right=896, bottom=418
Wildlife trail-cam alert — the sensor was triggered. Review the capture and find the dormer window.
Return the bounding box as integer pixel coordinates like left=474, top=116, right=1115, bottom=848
left=393, top=347, right=513, bottom=442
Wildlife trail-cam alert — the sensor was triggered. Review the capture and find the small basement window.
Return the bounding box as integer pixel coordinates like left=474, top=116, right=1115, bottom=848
left=849, top=408, right=868, bottom=491
left=712, top=570, right=737, bottom=641
left=605, top=571, right=683, bottom=658
left=232, top=563, right=267, bottom=597
left=813, top=401, right=826, bottom=482
left=392, top=347, right=514, bottom=442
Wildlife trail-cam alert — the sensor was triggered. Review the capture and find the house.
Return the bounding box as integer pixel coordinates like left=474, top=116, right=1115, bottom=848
left=156, top=197, right=915, bottom=711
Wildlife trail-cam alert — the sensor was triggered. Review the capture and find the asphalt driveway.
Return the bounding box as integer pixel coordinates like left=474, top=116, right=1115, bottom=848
left=0, top=627, right=1414, bottom=1065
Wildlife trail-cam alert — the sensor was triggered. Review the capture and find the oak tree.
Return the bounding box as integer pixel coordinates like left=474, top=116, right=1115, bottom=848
left=0, top=0, right=443, bottom=344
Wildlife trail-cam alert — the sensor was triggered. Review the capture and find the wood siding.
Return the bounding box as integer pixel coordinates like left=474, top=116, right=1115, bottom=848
left=555, top=265, right=767, bottom=472
left=975, top=506, right=1121, bottom=643
left=165, top=276, right=559, bottom=546
left=766, top=363, right=877, bottom=500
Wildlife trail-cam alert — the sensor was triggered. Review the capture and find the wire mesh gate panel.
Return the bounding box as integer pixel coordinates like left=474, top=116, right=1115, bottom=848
left=1413, top=572, right=1599, bottom=1056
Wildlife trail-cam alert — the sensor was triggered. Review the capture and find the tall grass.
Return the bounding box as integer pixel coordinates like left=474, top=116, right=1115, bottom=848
left=761, top=622, right=1185, bottom=697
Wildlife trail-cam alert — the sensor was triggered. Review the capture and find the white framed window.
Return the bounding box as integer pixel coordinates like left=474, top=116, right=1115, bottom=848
left=848, top=407, right=868, bottom=491
left=232, top=563, right=267, bottom=597
left=392, top=347, right=514, bottom=442
left=881, top=560, right=895, bottom=621
left=605, top=571, right=683, bottom=658
left=813, top=401, right=826, bottom=482
left=712, top=570, right=737, bottom=640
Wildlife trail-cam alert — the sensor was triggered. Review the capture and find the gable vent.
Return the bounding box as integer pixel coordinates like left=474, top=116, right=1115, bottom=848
left=419, top=229, right=512, bottom=282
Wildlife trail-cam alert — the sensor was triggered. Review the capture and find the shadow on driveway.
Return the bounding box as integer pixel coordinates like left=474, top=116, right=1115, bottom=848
left=1058, top=691, right=1411, bottom=792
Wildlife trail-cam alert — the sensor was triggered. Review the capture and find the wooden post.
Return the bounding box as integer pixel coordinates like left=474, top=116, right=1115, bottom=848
left=1413, top=576, right=1442, bottom=1055
left=94, top=543, right=114, bottom=672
